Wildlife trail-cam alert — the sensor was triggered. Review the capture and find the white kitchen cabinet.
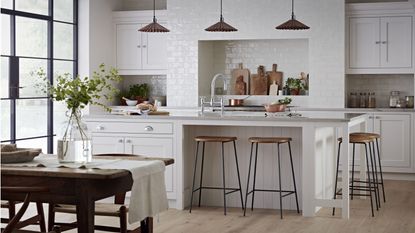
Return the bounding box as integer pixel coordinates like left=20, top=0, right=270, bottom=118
left=88, top=120, right=176, bottom=200
left=113, top=11, right=167, bottom=75
left=372, top=114, right=412, bottom=172
left=346, top=3, right=414, bottom=74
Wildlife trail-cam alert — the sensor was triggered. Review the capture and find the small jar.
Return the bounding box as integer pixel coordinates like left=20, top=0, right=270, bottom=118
left=389, top=91, right=400, bottom=108
left=405, top=96, right=414, bottom=108
left=359, top=93, right=366, bottom=108
left=348, top=92, right=358, bottom=108
left=368, top=92, right=376, bottom=108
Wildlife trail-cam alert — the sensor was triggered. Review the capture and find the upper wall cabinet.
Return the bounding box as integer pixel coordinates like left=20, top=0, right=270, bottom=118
left=346, top=3, right=414, bottom=74
left=113, top=11, right=168, bottom=75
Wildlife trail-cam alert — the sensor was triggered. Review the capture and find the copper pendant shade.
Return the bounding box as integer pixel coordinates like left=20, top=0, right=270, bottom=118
left=205, top=0, right=237, bottom=32
left=276, top=0, right=309, bottom=30
left=139, top=0, right=169, bottom=33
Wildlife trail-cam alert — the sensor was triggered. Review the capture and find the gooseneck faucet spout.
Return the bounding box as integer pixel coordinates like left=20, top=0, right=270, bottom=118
left=211, top=73, right=228, bottom=98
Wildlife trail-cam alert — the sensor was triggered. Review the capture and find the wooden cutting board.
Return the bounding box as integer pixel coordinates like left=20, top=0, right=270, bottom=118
left=230, top=63, right=250, bottom=95
left=267, top=64, right=283, bottom=93
left=250, top=65, right=268, bottom=95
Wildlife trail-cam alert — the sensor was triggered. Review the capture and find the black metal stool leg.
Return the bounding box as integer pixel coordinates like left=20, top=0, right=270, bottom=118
left=244, top=142, right=254, bottom=216
left=189, top=141, right=200, bottom=213
left=332, top=140, right=341, bottom=216
left=351, top=143, right=356, bottom=200
left=277, top=143, right=283, bottom=219
left=198, top=142, right=206, bottom=207
left=251, top=142, right=259, bottom=211
left=364, top=143, right=375, bottom=217
left=369, top=142, right=380, bottom=209
left=375, top=139, right=386, bottom=202
left=288, top=142, right=300, bottom=214
left=233, top=141, right=245, bottom=211
left=221, top=142, right=227, bottom=215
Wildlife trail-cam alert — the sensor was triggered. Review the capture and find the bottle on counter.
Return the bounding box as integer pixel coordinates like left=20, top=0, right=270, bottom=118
left=368, top=92, right=376, bottom=108
left=348, top=92, right=358, bottom=108
left=359, top=92, right=366, bottom=108
left=389, top=91, right=400, bottom=108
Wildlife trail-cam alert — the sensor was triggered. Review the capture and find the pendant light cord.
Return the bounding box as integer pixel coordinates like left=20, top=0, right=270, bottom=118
left=153, top=0, right=156, bottom=22
left=220, top=0, right=223, bottom=21
left=291, top=0, right=295, bottom=19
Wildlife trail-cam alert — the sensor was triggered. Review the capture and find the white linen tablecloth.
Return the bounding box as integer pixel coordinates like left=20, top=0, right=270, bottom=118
left=3, top=154, right=169, bottom=224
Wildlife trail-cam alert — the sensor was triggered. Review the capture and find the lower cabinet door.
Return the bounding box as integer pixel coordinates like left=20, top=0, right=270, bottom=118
left=91, top=136, right=125, bottom=154
left=374, top=114, right=411, bottom=169
left=125, top=137, right=174, bottom=195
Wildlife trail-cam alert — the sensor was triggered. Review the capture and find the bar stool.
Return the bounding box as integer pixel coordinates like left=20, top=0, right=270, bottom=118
left=189, top=136, right=244, bottom=215
left=350, top=132, right=386, bottom=203
left=244, top=137, right=300, bottom=219
left=333, top=134, right=379, bottom=217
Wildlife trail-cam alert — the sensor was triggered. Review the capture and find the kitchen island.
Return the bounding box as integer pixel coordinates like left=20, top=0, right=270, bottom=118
left=86, top=110, right=368, bottom=219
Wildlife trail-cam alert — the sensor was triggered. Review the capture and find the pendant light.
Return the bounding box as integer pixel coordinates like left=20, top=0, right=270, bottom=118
left=276, top=0, right=310, bottom=30
left=205, top=0, right=237, bottom=32
left=139, top=0, right=169, bottom=33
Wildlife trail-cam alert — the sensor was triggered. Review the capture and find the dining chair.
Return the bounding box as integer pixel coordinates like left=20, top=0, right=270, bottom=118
left=1, top=186, right=60, bottom=233
left=48, top=153, right=152, bottom=233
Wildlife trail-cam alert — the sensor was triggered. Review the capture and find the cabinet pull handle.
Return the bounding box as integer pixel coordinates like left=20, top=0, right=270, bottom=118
left=381, top=41, right=387, bottom=44
left=144, top=126, right=153, bottom=131
left=118, top=139, right=124, bottom=143
left=137, top=45, right=141, bottom=48
left=375, top=41, right=381, bottom=44
left=368, top=116, right=374, bottom=119
left=96, top=126, right=104, bottom=130
left=126, top=139, right=132, bottom=143
left=375, top=116, right=381, bottom=119
left=142, top=45, right=147, bottom=48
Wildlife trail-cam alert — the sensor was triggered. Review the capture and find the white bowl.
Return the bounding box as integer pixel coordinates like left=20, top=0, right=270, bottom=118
left=125, top=100, right=138, bottom=106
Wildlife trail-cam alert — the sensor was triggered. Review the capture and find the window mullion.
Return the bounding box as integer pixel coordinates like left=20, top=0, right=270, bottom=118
left=46, top=0, right=54, bottom=153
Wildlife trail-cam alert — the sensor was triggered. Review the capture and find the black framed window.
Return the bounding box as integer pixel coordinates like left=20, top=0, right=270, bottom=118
left=1, top=0, right=78, bottom=153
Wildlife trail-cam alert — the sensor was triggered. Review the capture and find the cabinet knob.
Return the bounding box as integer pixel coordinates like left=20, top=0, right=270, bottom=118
left=375, top=116, right=381, bottom=119
left=381, top=41, right=387, bottom=44
left=142, top=45, right=147, bottom=48
left=118, top=139, right=124, bottom=143
left=375, top=41, right=381, bottom=44
left=144, top=126, right=154, bottom=131
left=96, top=125, right=104, bottom=130
left=368, top=116, right=374, bottom=119
left=126, top=139, right=132, bottom=143
left=137, top=45, right=141, bottom=48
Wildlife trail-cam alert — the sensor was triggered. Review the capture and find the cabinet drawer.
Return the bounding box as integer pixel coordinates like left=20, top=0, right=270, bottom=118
left=89, top=122, right=173, bottom=134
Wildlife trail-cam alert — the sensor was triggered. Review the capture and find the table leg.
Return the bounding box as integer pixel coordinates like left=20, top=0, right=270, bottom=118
left=140, top=217, right=153, bottom=233
left=302, top=125, right=316, bottom=217
left=76, top=186, right=95, bottom=233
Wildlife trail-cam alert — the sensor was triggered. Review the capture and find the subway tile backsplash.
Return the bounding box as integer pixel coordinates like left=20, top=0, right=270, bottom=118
left=346, top=74, right=414, bottom=107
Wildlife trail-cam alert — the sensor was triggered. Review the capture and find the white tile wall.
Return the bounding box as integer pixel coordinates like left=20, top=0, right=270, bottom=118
left=166, top=0, right=345, bottom=107
left=122, top=75, right=167, bottom=97
left=346, top=74, right=415, bottom=107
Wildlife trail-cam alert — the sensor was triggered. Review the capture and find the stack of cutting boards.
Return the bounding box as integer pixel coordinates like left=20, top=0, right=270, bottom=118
left=230, top=63, right=284, bottom=95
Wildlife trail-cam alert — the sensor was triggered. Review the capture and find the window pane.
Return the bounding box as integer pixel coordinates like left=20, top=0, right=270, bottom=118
left=1, top=100, right=10, bottom=141
left=19, top=58, right=48, bottom=98
left=53, top=101, right=67, bottom=139
left=1, top=57, right=9, bottom=98
left=54, top=23, right=74, bottom=59
left=16, top=0, right=48, bottom=15
left=16, top=17, right=48, bottom=58
left=16, top=99, right=47, bottom=138
left=2, top=15, right=11, bottom=56
left=18, top=137, right=48, bottom=153
left=1, top=0, right=12, bottom=9
left=54, top=60, right=73, bottom=81
left=54, top=0, right=74, bottom=23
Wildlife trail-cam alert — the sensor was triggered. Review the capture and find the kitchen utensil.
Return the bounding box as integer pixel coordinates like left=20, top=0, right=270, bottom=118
left=267, top=64, right=283, bottom=93
left=264, top=104, right=286, bottom=112
left=122, top=97, right=138, bottom=106
left=228, top=95, right=250, bottom=106
left=230, top=63, right=250, bottom=95
left=250, top=66, right=268, bottom=95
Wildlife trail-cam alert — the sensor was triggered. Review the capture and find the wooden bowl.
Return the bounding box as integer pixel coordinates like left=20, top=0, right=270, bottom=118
left=264, top=104, right=286, bottom=112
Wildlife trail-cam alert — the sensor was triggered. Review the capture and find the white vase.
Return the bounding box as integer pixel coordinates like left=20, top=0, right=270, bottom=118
left=57, top=109, right=91, bottom=163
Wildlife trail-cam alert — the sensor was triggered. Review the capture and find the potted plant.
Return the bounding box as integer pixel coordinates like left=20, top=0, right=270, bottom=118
left=286, top=78, right=302, bottom=95
left=36, top=63, right=121, bottom=163
left=127, top=84, right=150, bottom=104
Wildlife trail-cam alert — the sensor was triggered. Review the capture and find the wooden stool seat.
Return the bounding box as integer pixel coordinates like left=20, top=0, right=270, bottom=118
left=350, top=132, right=381, bottom=139
left=194, top=136, right=237, bottom=142
left=337, top=134, right=375, bottom=144
left=248, top=137, right=292, bottom=144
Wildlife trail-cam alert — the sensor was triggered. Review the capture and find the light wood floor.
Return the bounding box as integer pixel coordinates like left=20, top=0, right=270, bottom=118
left=3, top=180, right=415, bottom=233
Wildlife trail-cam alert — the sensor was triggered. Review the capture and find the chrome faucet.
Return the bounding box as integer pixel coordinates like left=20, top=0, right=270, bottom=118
left=200, top=73, right=228, bottom=114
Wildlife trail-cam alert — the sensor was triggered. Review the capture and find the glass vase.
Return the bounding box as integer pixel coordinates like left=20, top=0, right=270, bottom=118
left=57, top=109, right=91, bottom=163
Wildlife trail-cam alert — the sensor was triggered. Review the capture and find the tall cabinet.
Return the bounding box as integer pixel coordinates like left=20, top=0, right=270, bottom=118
left=346, top=3, right=414, bottom=74
left=113, top=11, right=168, bottom=75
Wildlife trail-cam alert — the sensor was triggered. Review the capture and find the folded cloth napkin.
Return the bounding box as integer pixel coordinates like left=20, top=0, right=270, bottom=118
left=4, top=154, right=169, bottom=224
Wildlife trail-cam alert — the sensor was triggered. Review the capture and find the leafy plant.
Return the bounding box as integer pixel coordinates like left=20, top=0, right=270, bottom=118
left=278, top=97, right=292, bottom=105
left=128, top=83, right=150, bottom=99
left=286, top=77, right=302, bottom=90
left=36, top=63, right=121, bottom=113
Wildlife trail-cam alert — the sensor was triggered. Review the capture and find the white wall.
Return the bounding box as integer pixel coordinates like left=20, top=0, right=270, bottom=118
left=166, top=0, right=345, bottom=108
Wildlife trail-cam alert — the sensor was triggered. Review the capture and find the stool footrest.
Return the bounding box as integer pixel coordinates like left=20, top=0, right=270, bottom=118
left=192, top=186, right=242, bottom=196
left=247, top=189, right=296, bottom=195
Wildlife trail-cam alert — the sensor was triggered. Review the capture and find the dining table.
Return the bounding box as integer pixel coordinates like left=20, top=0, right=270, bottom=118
left=1, top=154, right=174, bottom=233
